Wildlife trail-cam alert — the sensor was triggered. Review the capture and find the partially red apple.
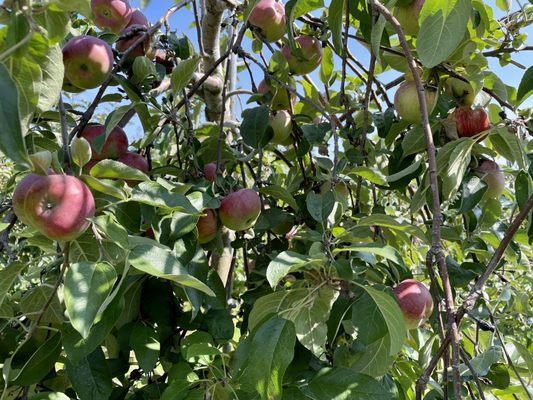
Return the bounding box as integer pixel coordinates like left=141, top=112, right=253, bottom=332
left=63, top=35, right=114, bottom=89
left=475, top=160, right=505, bottom=198
left=116, top=9, right=150, bottom=59
left=452, top=106, right=490, bottom=138
left=393, top=279, right=434, bottom=329
left=257, top=79, right=297, bottom=111
left=281, top=36, right=323, bottom=75
left=79, top=124, right=129, bottom=160
left=219, top=189, right=261, bottom=231
left=13, top=174, right=96, bottom=241
left=249, top=0, right=286, bottom=42
left=91, top=0, right=133, bottom=34
left=204, top=163, right=217, bottom=182
left=197, top=209, right=218, bottom=244
left=394, top=81, right=437, bottom=124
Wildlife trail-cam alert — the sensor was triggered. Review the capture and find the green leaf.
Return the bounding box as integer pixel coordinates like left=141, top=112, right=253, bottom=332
left=266, top=251, right=323, bottom=288
left=511, top=340, right=533, bottom=377
left=35, top=44, right=64, bottom=113
left=130, top=323, right=160, bottom=372
left=64, top=262, right=117, bottom=338
left=20, top=285, right=63, bottom=325
left=351, top=291, right=388, bottom=345
left=11, top=333, right=61, bottom=386
left=80, top=175, right=127, bottom=200
left=517, top=66, right=533, bottom=104
left=401, top=126, right=427, bottom=157
left=320, top=46, right=334, bottom=85
left=66, top=347, right=113, bottom=400
left=348, top=167, right=387, bottom=186
left=417, top=0, right=472, bottom=68
left=237, top=316, right=296, bottom=399
left=306, top=191, right=335, bottom=223
left=248, top=289, right=309, bottom=331
left=328, top=0, right=344, bottom=53
left=171, top=55, right=200, bottom=93
left=129, top=243, right=215, bottom=296
left=349, top=335, right=395, bottom=377
left=29, top=393, right=70, bottom=400
left=102, top=104, right=135, bottom=143
left=0, top=262, right=26, bottom=309
left=334, top=244, right=406, bottom=267
left=308, top=367, right=392, bottom=399
left=356, top=214, right=427, bottom=241
left=294, top=287, right=338, bottom=358
left=357, top=286, right=407, bottom=355
left=0, top=63, right=29, bottom=166
left=441, top=138, right=475, bottom=200
left=489, top=127, right=526, bottom=169
left=465, top=346, right=503, bottom=376
left=240, top=105, right=272, bottom=149
left=131, top=181, right=198, bottom=212
left=90, top=159, right=149, bottom=182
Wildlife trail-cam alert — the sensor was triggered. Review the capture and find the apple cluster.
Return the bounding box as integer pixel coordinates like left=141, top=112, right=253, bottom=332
left=63, top=0, right=166, bottom=93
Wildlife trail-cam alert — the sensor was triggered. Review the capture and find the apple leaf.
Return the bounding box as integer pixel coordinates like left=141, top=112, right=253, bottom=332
left=517, top=66, right=533, bottom=104
left=417, top=0, right=472, bottom=68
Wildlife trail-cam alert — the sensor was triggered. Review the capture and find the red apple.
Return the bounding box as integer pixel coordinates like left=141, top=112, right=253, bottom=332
left=452, top=106, right=490, bottom=138
left=91, top=0, right=133, bottom=34
left=445, top=77, right=476, bottom=107
left=475, top=160, right=505, bottom=198
left=13, top=174, right=96, bottom=241
left=219, top=189, right=261, bottom=231
left=117, top=152, right=149, bottom=186
left=197, top=209, right=218, bottom=244
left=62, top=35, right=114, bottom=90
left=204, top=163, right=217, bottom=182
left=257, top=79, right=296, bottom=111
left=269, top=110, right=292, bottom=145
left=116, top=9, right=150, bottom=59
left=79, top=124, right=129, bottom=160
left=281, top=36, right=323, bottom=75
left=394, top=0, right=425, bottom=36
left=393, top=279, right=434, bottom=329
left=394, top=81, right=438, bottom=124
left=249, top=0, right=286, bottom=42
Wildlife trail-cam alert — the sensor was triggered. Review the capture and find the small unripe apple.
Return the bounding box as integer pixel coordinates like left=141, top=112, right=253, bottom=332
left=257, top=79, right=297, bottom=111
left=13, top=174, right=96, bottom=241
left=394, top=81, right=438, bottom=124
left=281, top=36, right=323, bottom=75
left=475, top=160, right=505, bottom=198
left=197, top=209, right=218, bottom=244
left=269, top=110, right=292, bottom=145
left=394, top=0, right=425, bottom=36
left=117, top=152, right=149, bottom=186
left=393, top=279, right=434, bottom=330
left=219, top=189, right=261, bottom=231
left=204, top=163, right=217, bottom=182
left=445, top=77, right=476, bottom=106
left=116, top=9, right=150, bottom=59
left=63, top=35, right=114, bottom=89
left=79, top=124, right=129, bottom=160
left=91, top=0, right=133, bottom=34
left=451, top=106, right=490, bottom=138
left=249, top=0, right=286, bottom=42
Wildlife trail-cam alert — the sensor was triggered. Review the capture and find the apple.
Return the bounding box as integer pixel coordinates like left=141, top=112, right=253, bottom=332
left=394, top=81, right=438, bottom=124
left=394, top=0, right=425, bottom=36
left=452, top=106, right=490, bottom=138
left=62, top=77, right=85, bottom=93
left=91, top=0, right=133, bottom=34
left=249, top=0, right=286, bottom=43
left=269, top=110, right=292, bottom=145
left=79, top=124, right=129, bottom=160
left=204, top=163, right=217, bottom=182
left=62, top=35, right=114, bottom=89
left=197, top=209, right=218, bottom=244
left=219, top=189, right=261, bottom=231
left=117, top=152, right=149, bottom=186
left=13, top=174, right=96, bottom=241
left=258, top=79, right=296, bottom=110
left=154, top=49, right=174, bottom=74
left=116, top=9, right=150, bottom=59
left=281, top=36, right=323, bottom=75
left=475, top=160, right=505, bottom=198
left=393, top=279, right=434, bottom=329
left=445, top=77, right=476, bottom=106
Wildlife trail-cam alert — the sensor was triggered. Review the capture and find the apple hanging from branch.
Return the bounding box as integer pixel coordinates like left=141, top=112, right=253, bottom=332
left=91, top=0, right=133, bottom=34
left=451, top=106, right=490, bottom=138
left=79, top=124, right=129, bottom=160
left=219, top=189, right=261, bottom=231
left=281, top=36, right=323, bottom=75
left=394, top=80, right=438, bottom=124
left=475, top=159, right=505, bottom=198
left=249, top=0, right=286, bottom=43
left=197, top=209, right=218, bottom=244
left=393, top=279, right=434, bottom=329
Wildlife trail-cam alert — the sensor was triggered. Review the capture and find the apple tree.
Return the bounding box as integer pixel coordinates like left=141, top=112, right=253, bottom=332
left=0, top=0, right=532, bottom=399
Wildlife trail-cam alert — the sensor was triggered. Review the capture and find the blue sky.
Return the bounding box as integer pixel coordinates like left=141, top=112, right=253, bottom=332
left=82, top=0, right=532, bottom=140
